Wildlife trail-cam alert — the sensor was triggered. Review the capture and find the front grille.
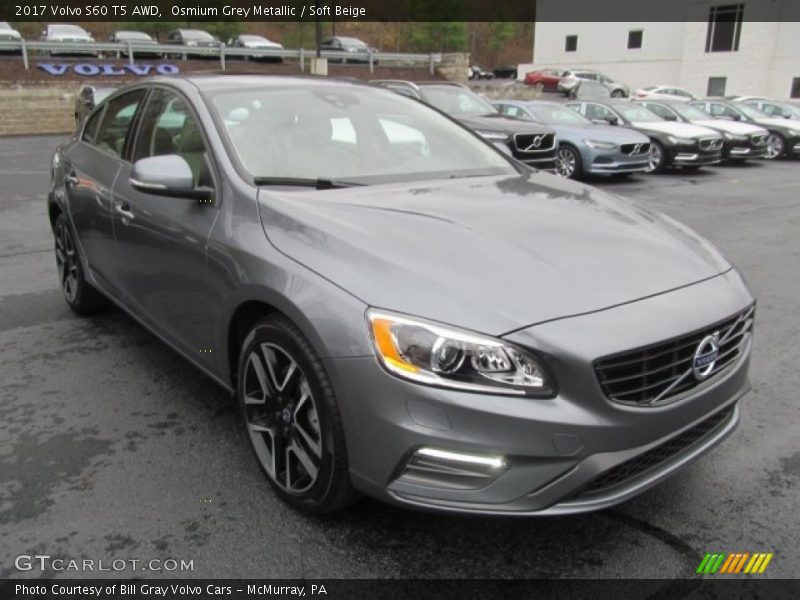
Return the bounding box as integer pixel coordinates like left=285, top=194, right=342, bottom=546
left=513, top=133, right=555, bottom=153
left=699, top=137, right=723, bottom=151
left=620, top=142, right=651, bottom=155
left=574, top=406, right=735, bottom=498
left=751, top=134, right=768, bottom=146
left=595, top=305, right=754, bottom=406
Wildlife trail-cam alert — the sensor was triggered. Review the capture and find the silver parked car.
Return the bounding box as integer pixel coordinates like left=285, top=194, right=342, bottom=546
left=41, top=23, right=97, bottom=56
left=494, top=100, right=651, bottom=178
left=558, top=69, right=629, bottom=98
left=49, top=75, right=754, bottom=515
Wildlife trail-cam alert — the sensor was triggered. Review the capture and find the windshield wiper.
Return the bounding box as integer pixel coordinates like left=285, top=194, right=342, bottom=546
left=252, top=177, right=366, bottom=190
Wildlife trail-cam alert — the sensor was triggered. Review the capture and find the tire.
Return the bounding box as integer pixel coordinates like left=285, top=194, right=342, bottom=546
left=53, top=213, right=109, bottom=316
left=610, top=89, right=625, bottom=98
left=764, top=132, right=785, bottom=160
left=237, top=315, right=357, bottom=514
left=646, top=139, right=666, bottom=173
left=556, top=144, right=583, bottom=179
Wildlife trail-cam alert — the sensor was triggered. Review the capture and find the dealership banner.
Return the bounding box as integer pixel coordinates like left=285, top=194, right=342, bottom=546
left=3, top=579, right=800, bottom=599
left=3, top=0, right=800, bottom=22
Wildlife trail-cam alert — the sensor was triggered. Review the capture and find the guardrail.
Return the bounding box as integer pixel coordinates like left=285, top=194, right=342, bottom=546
left=0, top=40, right=442, bottom=75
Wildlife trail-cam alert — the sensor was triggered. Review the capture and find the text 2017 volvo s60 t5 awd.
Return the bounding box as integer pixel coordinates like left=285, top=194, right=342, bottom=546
left=48, top=75, right=754, bottom=515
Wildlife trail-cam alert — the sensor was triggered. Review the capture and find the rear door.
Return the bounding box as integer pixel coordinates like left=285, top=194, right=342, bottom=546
left=64, top=89, right=147, bottom=298
left=111, top=87, right=221, bottom=368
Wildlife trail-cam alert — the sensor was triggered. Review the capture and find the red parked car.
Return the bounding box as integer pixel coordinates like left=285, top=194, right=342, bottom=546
left=524, top=69, right=565, bottom=91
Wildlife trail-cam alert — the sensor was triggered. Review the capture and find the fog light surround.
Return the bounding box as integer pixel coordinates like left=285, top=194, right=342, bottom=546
left=395, top=447, right=509, bottom=490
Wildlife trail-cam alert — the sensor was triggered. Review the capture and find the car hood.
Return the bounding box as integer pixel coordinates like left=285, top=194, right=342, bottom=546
left=549, top=123, right=649, bottom=144
left=689, top=119, right=766, bottom=135
left=257, top=173, right=731, bottom=335
left=457, top=114, right=553, bottom=135
left=631, top=121, right=720, bottom=137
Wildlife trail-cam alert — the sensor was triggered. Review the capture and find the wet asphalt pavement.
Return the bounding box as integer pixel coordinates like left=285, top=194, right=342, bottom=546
left=0, top=136, right=798, bottom=580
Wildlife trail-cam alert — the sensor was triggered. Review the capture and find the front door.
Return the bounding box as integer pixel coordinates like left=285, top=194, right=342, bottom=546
left=111, top=88, right=221, bottom=368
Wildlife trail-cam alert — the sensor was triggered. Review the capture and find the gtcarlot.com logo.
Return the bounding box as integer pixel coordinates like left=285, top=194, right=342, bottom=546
left=14, top=554, right=194, bottom=573
left=697, top=552, right=773, bottom=575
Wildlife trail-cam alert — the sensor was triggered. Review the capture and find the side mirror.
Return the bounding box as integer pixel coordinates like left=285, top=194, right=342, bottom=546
left=605, top=116, right=619, bottom=126
left=130, top=155, right=212, bottom=200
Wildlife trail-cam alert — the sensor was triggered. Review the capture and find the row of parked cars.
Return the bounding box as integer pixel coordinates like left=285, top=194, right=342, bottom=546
left=372, top=80, right=799, bottom=179
left=0, top=22, right=379, bottom=63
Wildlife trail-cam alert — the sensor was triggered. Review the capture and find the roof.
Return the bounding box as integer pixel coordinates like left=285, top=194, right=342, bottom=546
left=141, top=74, right=384, bottom=94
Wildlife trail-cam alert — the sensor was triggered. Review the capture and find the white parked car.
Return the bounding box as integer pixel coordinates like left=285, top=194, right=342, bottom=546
left=41, top=24, right=96, bottom=56
left=634, top=86, right=696, bottom=101
left=227, top=34, right=284, bottom=62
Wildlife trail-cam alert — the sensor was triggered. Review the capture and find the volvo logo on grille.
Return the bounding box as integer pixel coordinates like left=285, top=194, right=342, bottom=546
left=526, top=135, right=545, bottom=150
left=692, top=332, right=721, bottom=380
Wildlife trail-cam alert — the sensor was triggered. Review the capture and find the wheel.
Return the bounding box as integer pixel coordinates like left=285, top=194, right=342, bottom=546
left=764, top=133, right=785, bottom=160
left=610, top=89, right=625, bottom=98
left=646, top=140, right=666, bottom=173
left=53, top=213, right=108, bottom=315
left=238, top=316, right=357, bottom=514
left=556, top=145, right=583, bottom=179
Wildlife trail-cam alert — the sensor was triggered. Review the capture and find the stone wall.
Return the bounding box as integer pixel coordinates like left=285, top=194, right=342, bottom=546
left=472, top=84, right=544, bottom=100
left=0, top=84, right=79, bottom=136
left=436, top=53, right=470, bottom=83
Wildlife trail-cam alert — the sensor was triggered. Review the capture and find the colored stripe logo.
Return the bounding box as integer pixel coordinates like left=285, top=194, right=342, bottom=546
left=696, top=552, right=773, bottom=574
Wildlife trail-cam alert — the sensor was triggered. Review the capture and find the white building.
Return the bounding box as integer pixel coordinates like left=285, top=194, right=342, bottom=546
left=519, top=0, right=800, bottom=99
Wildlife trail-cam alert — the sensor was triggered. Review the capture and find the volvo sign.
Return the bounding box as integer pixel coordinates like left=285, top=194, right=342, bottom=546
left=37, top=63, right=180, bottom=76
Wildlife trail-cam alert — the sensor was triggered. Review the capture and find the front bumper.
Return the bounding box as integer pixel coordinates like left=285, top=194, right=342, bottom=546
left=667, top=144, right=722, bottom=166
left=584, top=148, right=650, bottom=174
left=724, top=141, right=768, bottom=160
left=327, top=270, right=753, bottom=515
left=788, top=137, right=800, bottom=156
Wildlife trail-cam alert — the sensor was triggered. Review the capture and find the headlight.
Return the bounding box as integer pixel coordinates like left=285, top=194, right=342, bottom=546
left=723, top=132, right=747, bottom=141
left=186, top=41, right=198, bottom=47
left=367, top=309, right=556, bottom=397
left=788, top=129, right=799, bottom=136
left=584, top=139, right=617, bottom=149
left=348, top=47, right=359, bottom=53
left=475, top=130, right=510, bottom=142
left=667, top=135, right=695, bottom=145
left=51, top=150, right=61, bottom=178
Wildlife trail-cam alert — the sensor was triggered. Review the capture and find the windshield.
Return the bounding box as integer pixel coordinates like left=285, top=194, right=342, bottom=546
left=672, top=103, right=713, bottom=120
left=527, top=103, right=591, bottom=125
left=209, top=84, right=514, bottom=184
left=339, top=37, right=367, bottom=47
left=51, top=25, right=89, bottom=35
left=614, top=104, right=663, bottom=123
left=734, top=103, right=768, bottom=119
left=420, top=87, right=497, bottom=117
left=116, top=31, right=152, bottom=40
left=781, top=104, right=800, bottom=119
left=183, top=30, right=215, bottom=41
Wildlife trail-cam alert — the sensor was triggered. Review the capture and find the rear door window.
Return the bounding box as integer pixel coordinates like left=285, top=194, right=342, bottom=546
left=92, top=90, right=147, bottom=158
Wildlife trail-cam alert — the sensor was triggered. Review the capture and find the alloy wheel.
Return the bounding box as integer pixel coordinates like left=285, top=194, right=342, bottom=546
left=764, top=134, right=784, bottom=160
left=646, top=144, right=663, bottom=172
left=55, top=219, right=79, bottom=303
left=242, top=342, right=323, bottom=494
left=556, top=148, right=577, bottom=178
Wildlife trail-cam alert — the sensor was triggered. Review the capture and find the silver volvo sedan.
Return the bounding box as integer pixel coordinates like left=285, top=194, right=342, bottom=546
left=48, top=75, right=754, bottom=515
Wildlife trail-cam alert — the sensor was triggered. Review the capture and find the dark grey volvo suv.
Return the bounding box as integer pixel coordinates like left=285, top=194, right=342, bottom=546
left=49, top=75, right=754, bottom=515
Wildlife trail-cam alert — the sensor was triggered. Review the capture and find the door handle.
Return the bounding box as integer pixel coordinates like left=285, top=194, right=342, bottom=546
left=115, top=201, right=135, bottom=221
left=65, top=172, right=79, bottom=186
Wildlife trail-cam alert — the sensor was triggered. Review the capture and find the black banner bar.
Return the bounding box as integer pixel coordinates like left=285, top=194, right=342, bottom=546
left=2, top=0, right=800, bottom=22
left=3, top=579, right=800, bottom=600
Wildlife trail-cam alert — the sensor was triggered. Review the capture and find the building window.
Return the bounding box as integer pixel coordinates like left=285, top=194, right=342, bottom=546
left=565, top=35, right=577, bottom=52
left=705, top=4, right=744, bottom=52
left=707, top=77, right=727, bottom=97
left=628, top=30, right=643, bottom=49
left=792, top=78, right=800, bottom=99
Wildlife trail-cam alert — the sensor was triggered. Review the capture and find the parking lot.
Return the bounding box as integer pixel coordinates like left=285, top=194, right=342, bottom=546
left=0, top=135, right=798, bottom=580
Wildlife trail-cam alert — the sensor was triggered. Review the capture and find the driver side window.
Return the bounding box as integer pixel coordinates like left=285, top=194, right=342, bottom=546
left=585, top=104, right=612, bottom=120
left=647, top=104, right=674, bottom=119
